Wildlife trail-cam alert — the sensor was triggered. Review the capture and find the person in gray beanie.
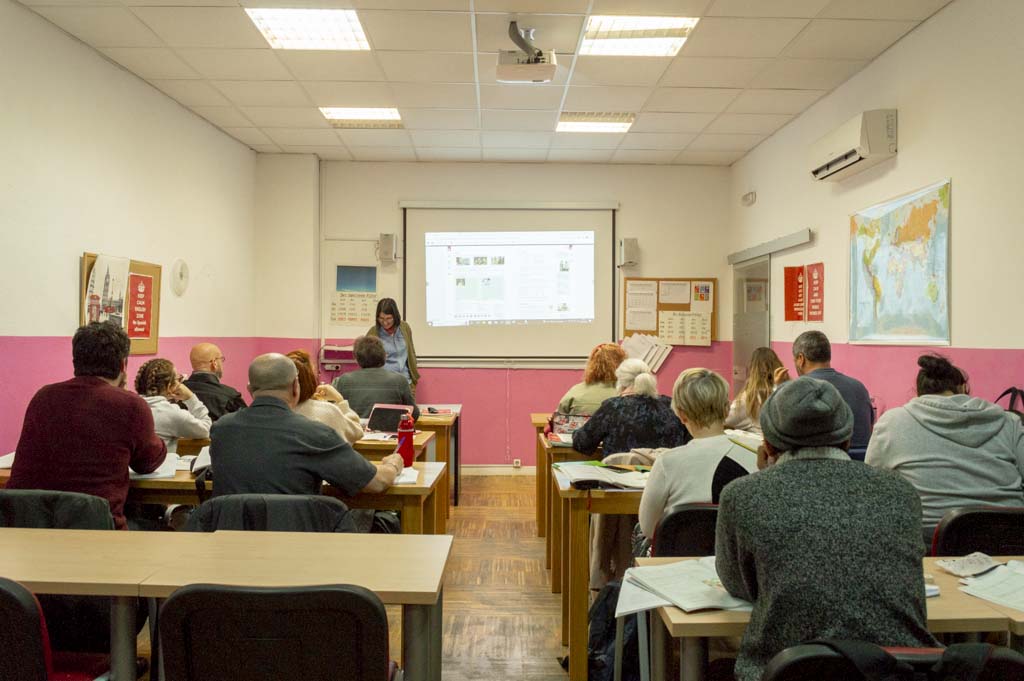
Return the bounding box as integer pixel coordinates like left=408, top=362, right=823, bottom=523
left=714, top=377, right=937, bottom=681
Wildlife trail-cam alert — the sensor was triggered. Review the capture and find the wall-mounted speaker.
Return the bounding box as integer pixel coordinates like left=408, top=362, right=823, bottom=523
left=618, top=238, right=639, bottom=268
left=379, top=233, right=397, bottom=264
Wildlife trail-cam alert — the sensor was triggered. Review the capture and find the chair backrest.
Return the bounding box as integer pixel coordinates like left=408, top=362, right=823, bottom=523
left=931, top=506, right=1024, bottom=556
left=651, top=503, right=718, bottom=557
left=160, top=583, right=391, bottom=681
left=0, top=490, right=115, bottom=530
left=0, top=577, right=50, bottom=681
left=185, top=494, right=356, bottom=533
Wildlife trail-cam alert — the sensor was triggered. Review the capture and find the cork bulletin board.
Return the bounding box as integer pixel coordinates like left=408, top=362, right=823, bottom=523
left=622, top=277, right=717, bottom=345
left=80, top=252, right=162, bottom=355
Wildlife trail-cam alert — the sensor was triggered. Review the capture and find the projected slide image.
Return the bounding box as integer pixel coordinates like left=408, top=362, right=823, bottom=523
left=425, top=231, right=595, bottom=328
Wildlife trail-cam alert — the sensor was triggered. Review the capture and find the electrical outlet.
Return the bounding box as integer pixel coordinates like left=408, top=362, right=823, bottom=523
left=512, top=458, right=522, bottom=468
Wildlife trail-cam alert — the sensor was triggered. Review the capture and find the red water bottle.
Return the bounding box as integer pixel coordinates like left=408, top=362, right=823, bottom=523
left=396, top=412, right=415, bottom=468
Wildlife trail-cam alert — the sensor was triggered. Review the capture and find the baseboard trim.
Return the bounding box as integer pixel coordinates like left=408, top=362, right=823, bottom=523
left=462, top=465, right=537, bottom=476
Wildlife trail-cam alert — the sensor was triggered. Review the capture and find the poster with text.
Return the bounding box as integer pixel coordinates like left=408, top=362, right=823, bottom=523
left=127, top=274, right=153, bottom=339
left=332, top=265, right=377, bottom=326
left=806, top=263, right=824, bottom=322
left=784, top=266, right=805, bottom=321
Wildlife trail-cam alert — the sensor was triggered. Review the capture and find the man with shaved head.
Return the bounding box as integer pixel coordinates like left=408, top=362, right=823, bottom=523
left=210, top=353, right=403, bottom=501
left=183, top=342, right=246, bottom=421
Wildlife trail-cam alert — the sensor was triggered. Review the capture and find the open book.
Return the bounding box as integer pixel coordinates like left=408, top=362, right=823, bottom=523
left=552, top=461, right=649, bottom=490
left=627, top=557, right=751, bottom=613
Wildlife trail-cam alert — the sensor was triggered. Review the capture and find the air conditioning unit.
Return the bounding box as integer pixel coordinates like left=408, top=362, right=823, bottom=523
left=808, top=109, right=897, bottom=182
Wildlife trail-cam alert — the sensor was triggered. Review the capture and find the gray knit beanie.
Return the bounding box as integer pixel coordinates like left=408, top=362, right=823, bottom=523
left=759, top=376, right=854, bottom=451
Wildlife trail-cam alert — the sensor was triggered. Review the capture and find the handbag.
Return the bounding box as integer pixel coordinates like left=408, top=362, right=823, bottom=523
left=548, top=411, right=591, bottom=436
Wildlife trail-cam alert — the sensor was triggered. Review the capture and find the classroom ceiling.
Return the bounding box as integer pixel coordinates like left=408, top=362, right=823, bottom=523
left=24, top=0, right=953, bottom=165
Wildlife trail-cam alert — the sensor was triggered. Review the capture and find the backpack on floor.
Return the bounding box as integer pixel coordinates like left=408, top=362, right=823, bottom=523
left=585, top=580, right=640, bottom=681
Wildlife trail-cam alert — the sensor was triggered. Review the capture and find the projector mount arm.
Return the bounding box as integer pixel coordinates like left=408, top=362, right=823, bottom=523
left=508, top=21, right=543, bottom=62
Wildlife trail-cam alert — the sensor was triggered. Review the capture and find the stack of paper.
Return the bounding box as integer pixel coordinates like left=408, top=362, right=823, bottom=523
left=129, top=453, right=179, bottom=480
left=622, top=333, right=672, bottom=373
left=624, top=557, right=751, bottom=614
left=394, top=467, right=419, bottom=485
left=960, top=561, right=1024, bottom=611
left=552, top=461, right=648, bottom=490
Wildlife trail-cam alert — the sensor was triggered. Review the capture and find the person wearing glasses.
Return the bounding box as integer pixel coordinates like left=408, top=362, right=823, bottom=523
left=135, top=358, right=212, bottom=452
left=183, top=342, right=247, bottom=420
left=366, top=298, right=420, bottom=396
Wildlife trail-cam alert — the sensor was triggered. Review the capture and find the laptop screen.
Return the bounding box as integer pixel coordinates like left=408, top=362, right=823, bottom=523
left=366, top=404, right=414, bottom=433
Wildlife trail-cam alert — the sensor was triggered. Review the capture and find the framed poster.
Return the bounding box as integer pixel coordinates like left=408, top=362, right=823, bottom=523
left=80, top=253, right=161, bottom=355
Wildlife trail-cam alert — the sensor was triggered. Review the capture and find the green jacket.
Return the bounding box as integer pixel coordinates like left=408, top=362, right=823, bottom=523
left=366, top=320, right=420, bottom=385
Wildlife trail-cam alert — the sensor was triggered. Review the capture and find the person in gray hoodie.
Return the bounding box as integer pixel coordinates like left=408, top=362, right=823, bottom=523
left=866, top=354, right=1024, bottom=543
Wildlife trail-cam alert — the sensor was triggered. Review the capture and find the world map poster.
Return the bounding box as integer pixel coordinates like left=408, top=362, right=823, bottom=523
left=849, top=179, right=950, bottom=344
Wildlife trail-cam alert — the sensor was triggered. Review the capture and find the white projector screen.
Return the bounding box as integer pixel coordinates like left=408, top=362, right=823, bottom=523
left=405, top=208, right=615, bottom=358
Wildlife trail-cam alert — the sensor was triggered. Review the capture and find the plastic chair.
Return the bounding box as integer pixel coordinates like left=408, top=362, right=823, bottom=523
left=931, top=506, right=1024, bottom=556
left=184, top=494, right=356, bottom=533
left=160, top=583, right=402, bottom=681
left=651, top=503, right=719, bottom=557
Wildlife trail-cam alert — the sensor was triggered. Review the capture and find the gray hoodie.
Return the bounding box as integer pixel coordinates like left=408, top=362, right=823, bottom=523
left=866, top=394, right=1024, bottom=529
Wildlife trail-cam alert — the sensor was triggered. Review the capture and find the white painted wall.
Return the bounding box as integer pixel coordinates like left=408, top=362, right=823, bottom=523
left=0, top=0, right=256, bottom=337
left=730, top=0, right=1023, bottom=349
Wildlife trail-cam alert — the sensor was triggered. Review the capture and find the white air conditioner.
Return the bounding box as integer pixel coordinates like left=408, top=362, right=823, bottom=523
left=808, top=109, right=897, bottom=181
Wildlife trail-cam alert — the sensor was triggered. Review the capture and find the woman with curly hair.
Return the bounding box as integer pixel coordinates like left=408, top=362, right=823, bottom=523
left=288, top=349, right=364, bottom=444
left=135, top=358, right=211, bottom=452
left=556, top=343, right=627, bottom=416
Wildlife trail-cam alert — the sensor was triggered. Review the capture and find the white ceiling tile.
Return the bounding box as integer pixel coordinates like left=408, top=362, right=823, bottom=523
left=563, top=86, right=652, bottom=112
left=266, top=128, right=343, bottom=146
left=704, top=112, right=792, bottom=134
left=681, top=17, right=809, bottom=57
left=481, top=109, right=558, bottom=131
left=350, top=0, right=469, bottom=9
left=784, top=19, right=917, bottom=59
left=190, top=106, right=254, bottom=127
left=620, top=132, right=696, bottom=149
left=337, top=129, right=413, bottom=146
left=547, top=148, right=615, bottom=163
left=751, top=58, right=867, bottom=89
left=631, top=112, right=715, bottom=132
left=359, top=11, right=472, bottom=51
left=481, top=131, right=553, bottom=148
left=348, top=146, right=417, bottom=161
left=549, top=132, right=625, bottom=149
left=377, top=52, right=475, bottom=83
left=706, top=0, right=830, bottom=17
left=475, top=14, right=584, bottom=54
left=177, top=49, right=292, bottom=80
left=400, top=109, right=479, bottom=129
left=570, top=56, right=672, bottom=87
left=474, top=0, right=587, bottom=12
left=479, top=84, right=564, bottom=110
left=409, top=130, right=481, bottom=147
left=276, top=51, right=385, bottom=81
left=727, top=88, right=824, bottom=113
left=611, top=149, right=679, bottom=164
left=302, top=81, right=397, bottom=107
left=126, top=0, right=234, bottom=5
left=131, top=7, right=268, bottom=48
left=252, top=144, right=282, bottom=153
left=241, top=107, right=330, bottom=127
left=101, top=48, right=200, bottom=80
left=214, top=81, right=312, bottom=107
left=21, top=0, right=119, bottom=5
left=590, top=0, right=712, bottom=15
left=660, top=57, right=769, bottom=88
left=32, top=7, right=162, bottom=47
left=150, top=79, right=230, bottom=106
left=482, top=148, right=548, bottom=162
left=477, top=52, right=571, bottom=86
left=222, top=127, right=272, bottom=145
left=818, top=0, right=952, bottom=21
left=673, top=149, right=744, bottom=164
left=415, top=147, right=483, bottom=161
left=644, top=87, right=739, bottom=113
left=687, top=132, right=763, bottom=151
left=391, top=83, right=477, bottom=108
left=276, top=146, right=353, bottom=161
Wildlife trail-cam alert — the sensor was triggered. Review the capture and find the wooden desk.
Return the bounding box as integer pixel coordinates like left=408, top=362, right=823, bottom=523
left=417, top=409, right=461, bottom=512
left=354, top=430, right=434, bottom=462
left=140, top=532, right=454, bottom=681
left=539, top=434, right=594, bottom=572
left=175, top=438, right=209, bottom=456
left=531, top=412, right=549, bottom=538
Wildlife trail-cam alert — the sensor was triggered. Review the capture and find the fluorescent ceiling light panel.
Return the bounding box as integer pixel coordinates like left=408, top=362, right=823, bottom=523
left=557, top=112, right=635, bottom=133
left=581, top=15, right=699, bottom=57
left=245, top=9, right=370, bottom=51
left=320, top=107, right=403, bottom=129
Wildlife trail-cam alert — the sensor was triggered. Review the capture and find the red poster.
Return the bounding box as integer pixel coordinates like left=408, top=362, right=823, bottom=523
left=784, top=266, right=805, bottom=321
left=127, top=274, right=153, bottom=339
left=806, top=262, right=824, bottom=322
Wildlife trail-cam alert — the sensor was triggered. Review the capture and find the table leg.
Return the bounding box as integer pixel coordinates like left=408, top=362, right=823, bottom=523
left=650, top=612, right=665, bottom=681
left=147, top=598, right=161, bottom=681
left=401, top=497, right=424, bottom=534
left=434, top=472, right=447, bottom=534
left=436, top=428, right=451, bottom=519
left=452, top=417, right=461, bottom=507
left=680, top=638, right=707, bottom=681
left=551, top=475, right=562, bottom=594
left=638, top=613, right=650, bottom=681
left=536, top=431, right=547, bottom=538
left=402, top=602, right=431, bottom=681
left=430, top=587, right=443, bottom=681
left=568, top=496, right=589, bottom=681
left=423, top=486, right=437, bottom=535
left=1010, top=632, right=1022, bottom=654
left=110, top=596, right=137, bottom=681
left=560, top=493, right=569, bottom=646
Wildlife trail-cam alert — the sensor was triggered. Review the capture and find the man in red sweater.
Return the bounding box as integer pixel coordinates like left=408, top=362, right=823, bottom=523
left=9, top=321, right=166, bottom=529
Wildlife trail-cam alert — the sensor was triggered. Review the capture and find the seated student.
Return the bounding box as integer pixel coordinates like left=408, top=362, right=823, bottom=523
left=716, top=377, right=936, bottom=681
left=9, top=322, right=166, bottom=530
left=572, top=358, right=689, bottom=455
left=288, top=349, right=364, bottom=444
left=183, top=342, right=246, bottom=421
left=135, top=358, right=211, bottom=451
left=333, top=336, right=420, bottom=421
left=638, top=368, right=758, bottom=545
left=556, top=343, right=626, bottom=415
left=866, top=354, right=1024, bottom=542
left=725, top=347, right=782, bottom=435
left=211, top=353, right=403, bottom=498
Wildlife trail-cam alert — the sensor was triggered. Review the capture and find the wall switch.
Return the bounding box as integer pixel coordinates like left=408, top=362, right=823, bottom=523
left=512, top=458, right=522, bottom=468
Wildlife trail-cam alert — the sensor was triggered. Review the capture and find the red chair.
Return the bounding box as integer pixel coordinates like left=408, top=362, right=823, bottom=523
left=651, top=503, right=718, bottom=557
left=931, top=506, right=1024, bottom=556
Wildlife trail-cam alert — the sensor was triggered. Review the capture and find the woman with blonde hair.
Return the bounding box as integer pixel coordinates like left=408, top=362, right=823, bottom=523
left=556, top=343, right=627, bottom=415
left=135, top=358, right=211, bottom=451
left=287, top=349, right=364, bottom=444
left=725, top=347, right=784, bottom=434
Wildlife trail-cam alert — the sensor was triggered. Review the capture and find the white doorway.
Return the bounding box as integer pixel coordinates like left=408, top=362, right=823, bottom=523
left=731, top=255, right=771, bottom=395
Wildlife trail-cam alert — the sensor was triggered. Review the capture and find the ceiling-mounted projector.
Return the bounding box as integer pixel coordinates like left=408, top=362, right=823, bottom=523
left=496, top=21, right=556, bottom=83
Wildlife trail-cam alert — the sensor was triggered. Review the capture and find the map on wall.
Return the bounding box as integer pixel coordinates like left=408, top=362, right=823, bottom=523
left=849, top=179, right=950, bottom=344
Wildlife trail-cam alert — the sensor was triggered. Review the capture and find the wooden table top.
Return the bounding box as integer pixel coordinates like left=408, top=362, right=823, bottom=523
left=531, top=413, right=549, bottom=429
left=355, top=430, right=434, bottom=452
left=416, top=413, right=458, bottom=427
left=952, top=556, right=1024, bottom=634
left=139, top=531, right=454, bottom=604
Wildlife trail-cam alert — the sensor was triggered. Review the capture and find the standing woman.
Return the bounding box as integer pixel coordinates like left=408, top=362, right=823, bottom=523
left=367, top=298, right=420, bottom=396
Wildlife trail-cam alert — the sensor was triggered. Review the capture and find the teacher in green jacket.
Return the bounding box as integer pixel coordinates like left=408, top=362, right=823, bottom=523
left=367, top=298, right=420, bottom=396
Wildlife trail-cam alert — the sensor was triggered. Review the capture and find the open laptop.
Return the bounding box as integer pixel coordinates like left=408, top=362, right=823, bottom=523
left=366, top=403, right=414, bottom=433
